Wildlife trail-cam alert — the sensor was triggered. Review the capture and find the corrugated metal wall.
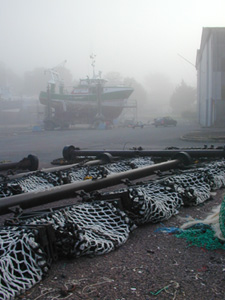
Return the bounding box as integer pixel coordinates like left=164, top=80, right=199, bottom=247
left=197, top=28, right=225, bottom=127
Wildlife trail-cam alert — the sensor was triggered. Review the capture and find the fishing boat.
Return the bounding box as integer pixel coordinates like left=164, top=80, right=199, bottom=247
left=39, top=58, right=134, bottom=130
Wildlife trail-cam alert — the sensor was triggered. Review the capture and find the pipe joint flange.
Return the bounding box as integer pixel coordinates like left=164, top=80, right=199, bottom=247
left=27, top=154, right=39, bottom=171
left=174, top=151, right=192, bottom=166
left=97, top=152, right=113, bottom=164
left=63, top=145, right=76, bottom=161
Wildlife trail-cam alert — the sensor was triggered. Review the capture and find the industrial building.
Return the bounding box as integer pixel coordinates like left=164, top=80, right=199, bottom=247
left=196, top=27, right=225, bottom=127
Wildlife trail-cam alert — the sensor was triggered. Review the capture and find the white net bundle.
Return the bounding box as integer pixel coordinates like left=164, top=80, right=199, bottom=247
left=0, top=171, right=59, bottom=197
left=101, top=184, right=182, bottom=225
left=0, top=157, right=153, bottom=198
left=125, top=184, right=183, bottom=224
left=22, top=201, right=134, bottom=258
left=162, top=172, right=211, bottom=206
left=0, top=202, right=133, bottom=299
left=1, top=159, right=225, bottom=299
left=200, top=161, right=225, bottom=190
left=161, top=161, right=225, bottom=205
left=0, top=227, right=48, bottom=300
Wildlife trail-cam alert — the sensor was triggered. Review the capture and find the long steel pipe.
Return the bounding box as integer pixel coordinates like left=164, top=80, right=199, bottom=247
left=0, top=152, right=190, bottom=215
left=63, top=145, right=225, bottom=161
left=0, top=154, right=39, bottom=172
left=7, top=153, right=114, bottom=180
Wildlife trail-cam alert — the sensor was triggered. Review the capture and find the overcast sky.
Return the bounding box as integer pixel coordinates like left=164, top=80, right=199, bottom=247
left=1, top=0, right=225, bottom=87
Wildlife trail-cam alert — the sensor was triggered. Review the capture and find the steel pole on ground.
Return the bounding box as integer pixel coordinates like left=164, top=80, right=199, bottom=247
left=0, top=155, right=39, bottom=172
left=7, top=153, right=113, bottom=180
left=0, top=152, right=191, bottom=215
left=63, top=145, right=225, bottom=161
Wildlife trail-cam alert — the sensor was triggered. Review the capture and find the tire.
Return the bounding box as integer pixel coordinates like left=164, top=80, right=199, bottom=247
left=44, top=120, right=55, bottom=131
left=92, top=119, right=102, bottom=129
left=60, top=123, right=70, bottom=130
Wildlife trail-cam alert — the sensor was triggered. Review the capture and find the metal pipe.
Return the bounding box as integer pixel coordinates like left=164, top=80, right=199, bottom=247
left=63, top=145, right=225, bottom=161
left=0, top=152, right=191, bottom=215
left=0, top=154, right=39, bottom=172
left=7, top=153, right=113, bottom=180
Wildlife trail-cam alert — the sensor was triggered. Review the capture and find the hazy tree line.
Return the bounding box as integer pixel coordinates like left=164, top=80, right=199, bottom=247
left=105, top=72, right=197, bottom=120
left=0, top=61, right=196, bottom=120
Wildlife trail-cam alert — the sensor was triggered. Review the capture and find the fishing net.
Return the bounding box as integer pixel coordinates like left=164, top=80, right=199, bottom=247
left=0, top=171, right=59, bottom=198
left=162, top=171, right=211, bottom=206
left=0, top=227, right=48, bottom=300
left=1, top=158, right=225, bottom=299
left=100, top=183, right=183, bottom=225
left=0, top=201, right=133, bottom=299
left=202, top=161, right=225, bottom=190
left=219, top=198, right=225, bottom=238
left=176, top=224, right=225, bottom=250
left=21, top=201, right=134, bottom=258
left=161, top=161, right=225, bottom=206
left=0, top=157, right=153, bottom=198
left=176, top=195, right=225, bottom=250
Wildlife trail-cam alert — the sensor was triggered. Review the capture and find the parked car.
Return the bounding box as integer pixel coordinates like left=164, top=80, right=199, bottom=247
left=153, top=117, right=177, bottom=127
left=132, top=121, right=144, bottom=129
left=120, top=119, right=135, bottom=128
left=120, top=120, right=145, bottom=128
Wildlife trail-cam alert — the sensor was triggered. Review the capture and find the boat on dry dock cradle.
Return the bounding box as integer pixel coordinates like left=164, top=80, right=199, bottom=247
left=39, top=58, right=134, bottom=130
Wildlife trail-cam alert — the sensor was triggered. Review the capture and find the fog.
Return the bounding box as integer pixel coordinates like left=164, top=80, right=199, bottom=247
left=1, top=0, right=225, bottom=168
left=1, top=0, right=225, bottom=87
left=1, top=0, right=225, bottom=124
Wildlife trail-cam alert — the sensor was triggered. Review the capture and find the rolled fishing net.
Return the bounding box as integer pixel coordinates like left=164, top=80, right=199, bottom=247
left=161, top=161, right=225, bottom=205
left=126, top=184, right=182, bottom=224
left=0, top=202, right=133, bottom=299
left=1, top=158, right=225, bottom=299
left=0, top=157, right=153, bottom=198
left=0, top=171, right=59, bottom=198
left=201, top=160, right=225, bottom=190
left=100, top=183, right=182, bottom=225
left=162, top=171, right=211, bottom=206
left=0, top=227, right=48, bottom=300
left=21, top=201, right=134, bottom=258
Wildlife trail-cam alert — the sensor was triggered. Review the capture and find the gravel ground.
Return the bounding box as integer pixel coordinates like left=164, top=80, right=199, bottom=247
left=6, top=185, right=223, bottom=300
left=1, top=116, right=225, bottom=300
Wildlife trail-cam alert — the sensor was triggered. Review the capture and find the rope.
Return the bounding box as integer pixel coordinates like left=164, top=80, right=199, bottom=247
left=219, top=196, right=225, bottom=238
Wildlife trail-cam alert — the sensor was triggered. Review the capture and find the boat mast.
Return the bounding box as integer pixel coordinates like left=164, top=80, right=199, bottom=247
left=44, top=60, right=67, bottom=126
left=45, top=60, right=67, bottom=93
left=89, top=54, right=105, bottom=123
left=90, top=54, right=96, bottom=79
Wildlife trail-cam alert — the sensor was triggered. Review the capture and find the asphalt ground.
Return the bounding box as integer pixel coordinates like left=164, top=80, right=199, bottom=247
left=181, top=127, right=225, bottom=142
left=0, top=123, right=224, bottom=169
left=0, top=123, right=225, bottom=299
